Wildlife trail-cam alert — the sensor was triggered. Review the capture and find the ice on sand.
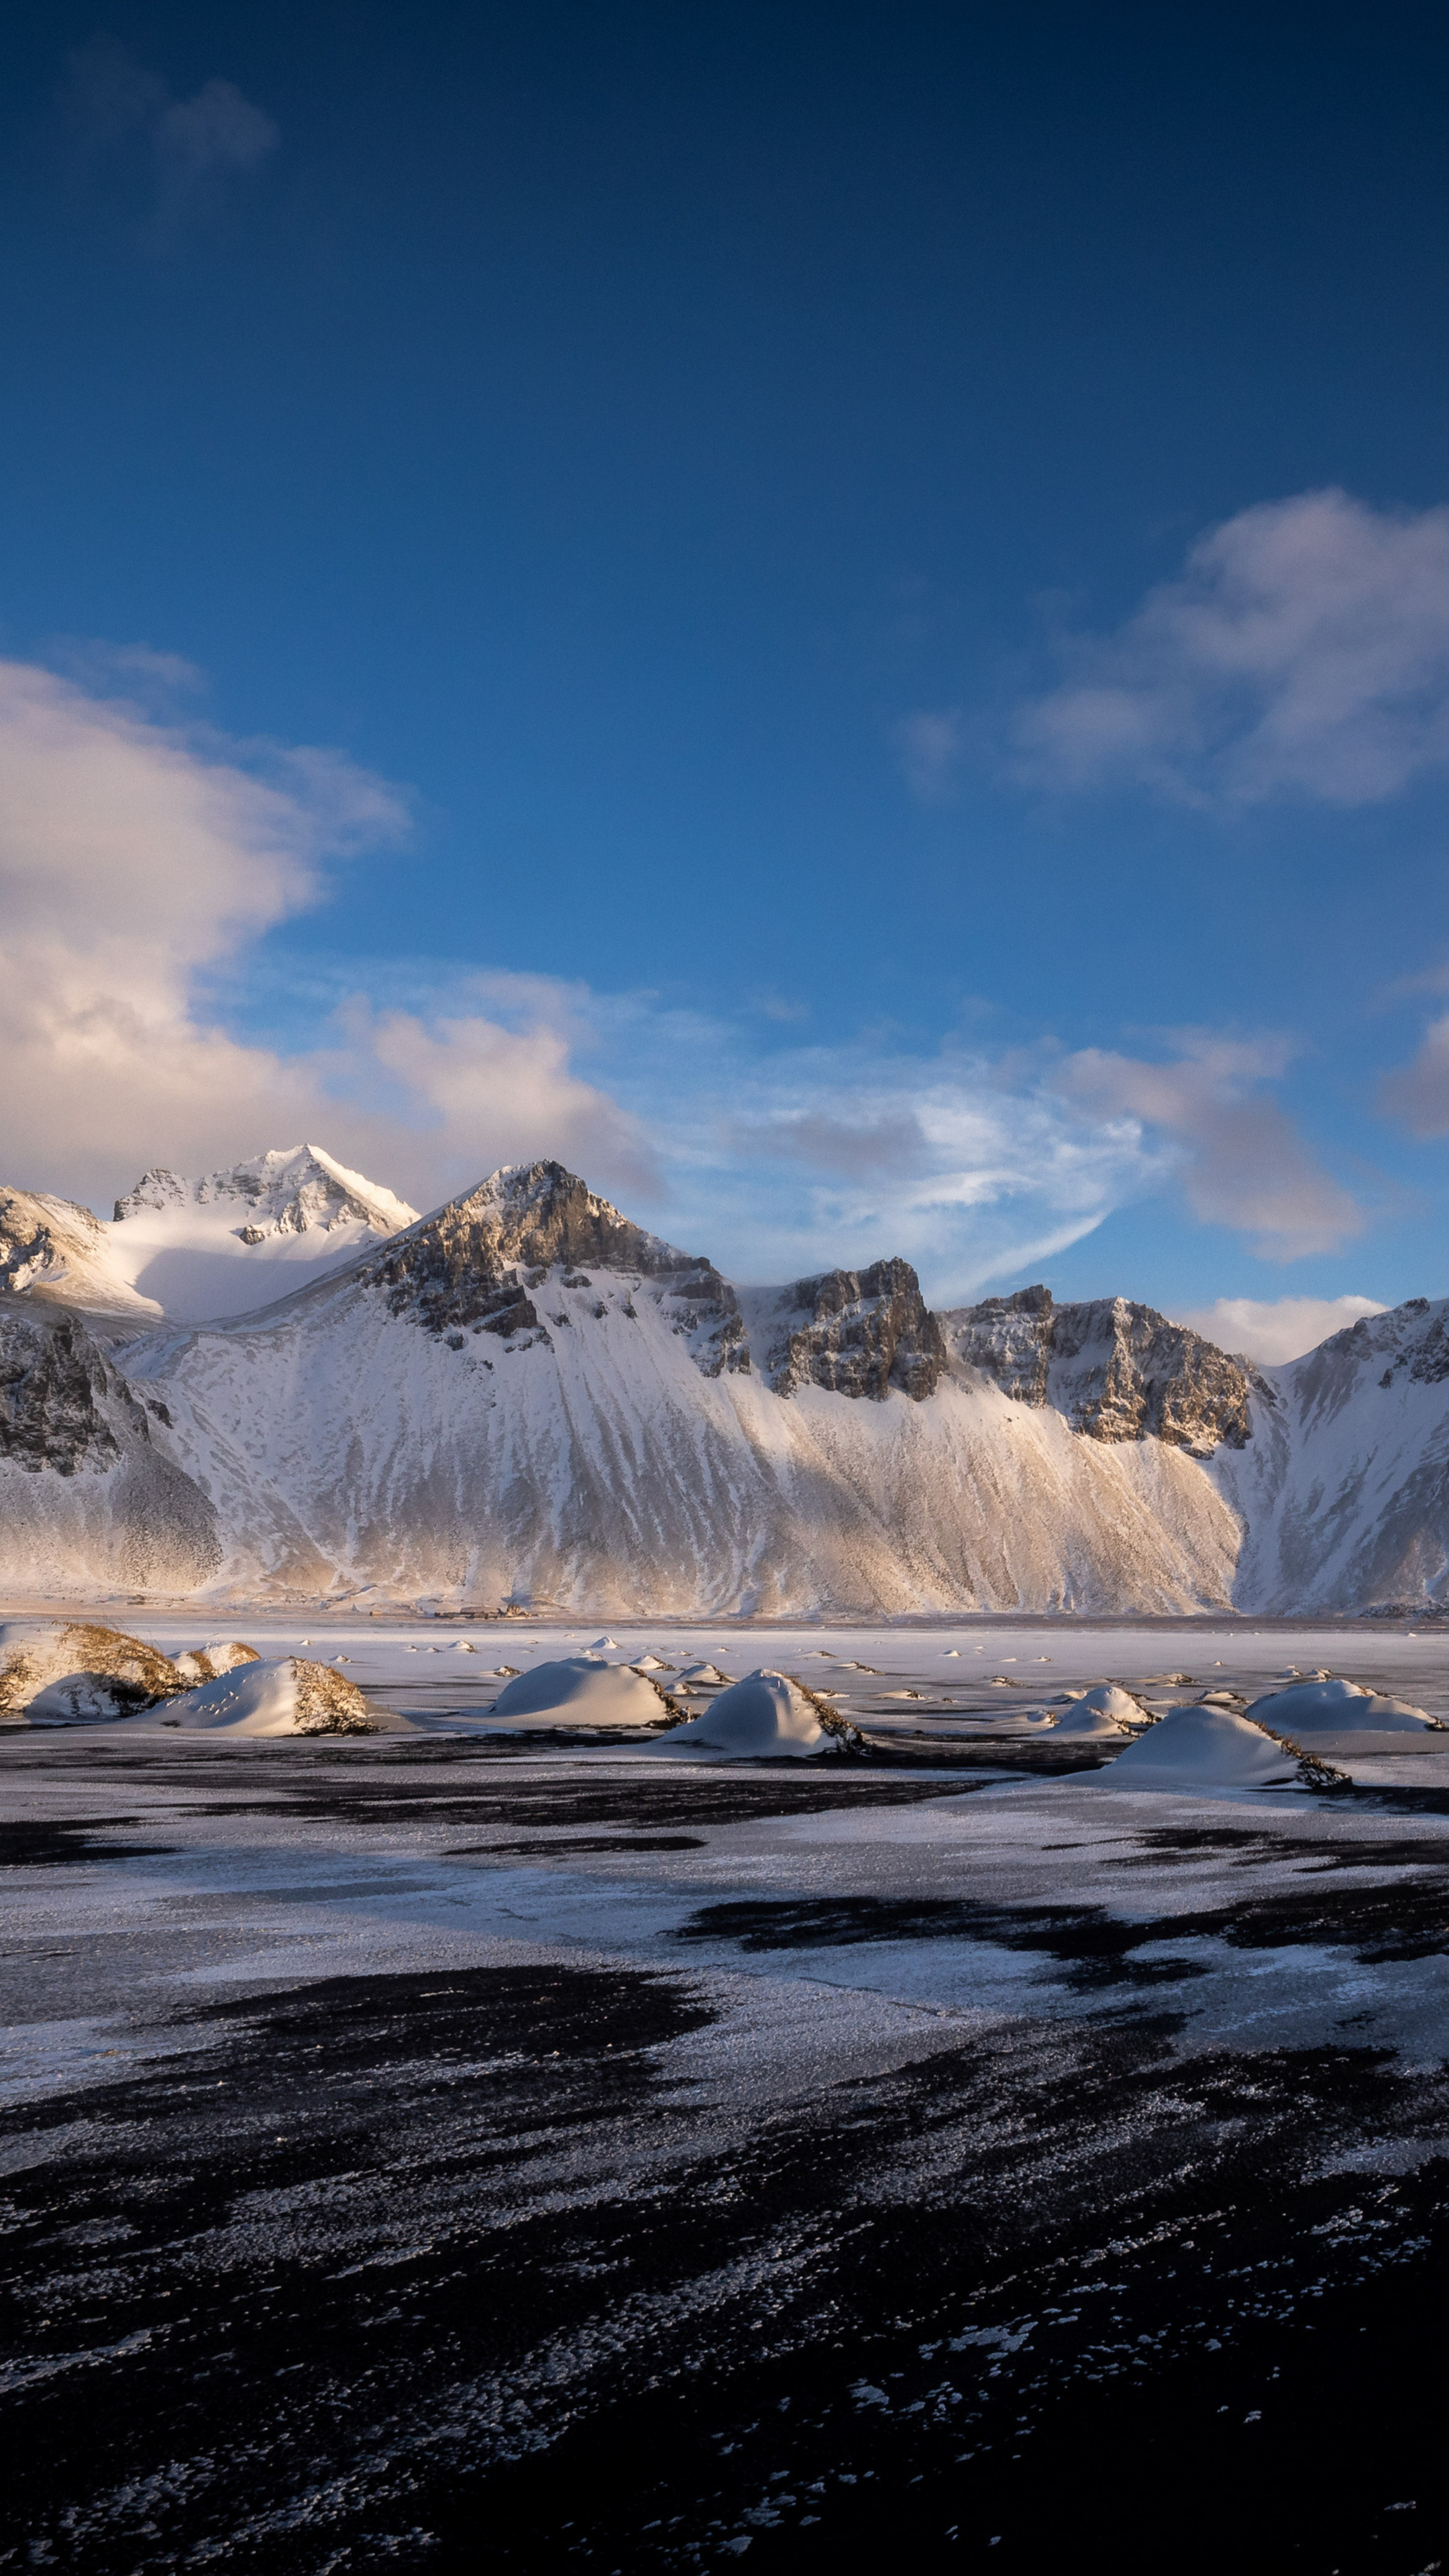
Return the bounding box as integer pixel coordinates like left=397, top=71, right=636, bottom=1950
left=1095, top=1703, right=1308, bottom=1790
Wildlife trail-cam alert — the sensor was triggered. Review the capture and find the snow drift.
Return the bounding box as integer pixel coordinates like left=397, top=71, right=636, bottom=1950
left=1242, top=1676, right=1442, bottom=1754
left=172, top=1641, right=262, bottom=1684
left=168, top=1656, right=408, bottom=1737
left=655, top=1668, right=863, bottom=1758
left=1244, top=1676, right=1438, bottom=1735
left=1095, top=1705, right=1328, bottom=1792
left=486, top=1656, right=671, bottom=1728
left=1047, top=1683, right=1148, bottom=1737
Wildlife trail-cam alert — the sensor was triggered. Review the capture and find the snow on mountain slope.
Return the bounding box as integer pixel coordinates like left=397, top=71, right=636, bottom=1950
left=13, top=1153, right=1449, bottom=1616
left=106, top=1163, right=1242, bottom=1613
left=102, top=1146, right=419, bottom=1322
left=0, top=1292, right=220, bottom=1594
left=0, top=1187, right=161, bottom=1318
left=0, top=1147, right=417, bottom=1326
left=1212, top=1298, right=1449, bottom=1612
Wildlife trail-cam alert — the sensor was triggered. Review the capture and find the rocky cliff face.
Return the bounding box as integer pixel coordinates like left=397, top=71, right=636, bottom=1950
left=0, top=1296, right=128, bottom=1473
left=0, top=1293, right=221, bottom=1592
left=364, top=1161, right=749, bottom=1378
left=755, top=1260, right=946, bottom=1401
left=943, top=1285, right=1254, bottom=1456
left=0, top=1188, right=157, bottom=1316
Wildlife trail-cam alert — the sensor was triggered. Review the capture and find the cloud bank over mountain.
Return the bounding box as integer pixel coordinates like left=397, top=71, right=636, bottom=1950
left=0, top=647, right=1377, bottom=1299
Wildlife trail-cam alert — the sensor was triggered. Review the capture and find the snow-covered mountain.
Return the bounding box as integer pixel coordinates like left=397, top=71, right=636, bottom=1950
left=1, top=1147, right=417, bottom=1325
left=2, top=1150, right=1448, bottom=1614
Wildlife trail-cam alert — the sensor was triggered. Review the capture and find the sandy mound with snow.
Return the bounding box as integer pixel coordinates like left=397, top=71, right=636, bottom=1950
left=0, top=1620, right=182, bottom=1724
left=169, top=1656, right=409, bottom=1737
left=1095, top=1703, right=1335, bottom=1791
left=655, top=1668, right=863, bottom=1759
left=486, top=1656, right=671, bottom=1728
left=1245, top=1677, right=1439, bottom=1737
left=1049, top=1683, right=1148, bottom=1738
left=173, top=1641, right=261, bottom=1685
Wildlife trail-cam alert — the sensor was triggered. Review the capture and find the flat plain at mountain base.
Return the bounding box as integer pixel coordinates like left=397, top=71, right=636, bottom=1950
left=7, top=1625, right=1449, bottom=2574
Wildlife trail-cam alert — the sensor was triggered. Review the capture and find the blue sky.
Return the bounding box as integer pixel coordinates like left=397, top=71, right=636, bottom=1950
left=7, top=5, right=1449, bottom=1355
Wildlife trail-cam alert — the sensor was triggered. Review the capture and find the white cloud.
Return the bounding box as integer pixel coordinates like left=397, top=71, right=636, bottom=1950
left=0, top=656, right=649, bottom=1212
left=1016, top=489, right=1449, bottom=805
left=1056, top=1034, right=1363, bottom=1259
left=1173, top=1295, right=1389, bottom=1367
left=0, top=650, right=1366, bottom=1298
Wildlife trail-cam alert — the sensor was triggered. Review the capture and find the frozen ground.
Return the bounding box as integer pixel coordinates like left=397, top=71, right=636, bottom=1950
left=5, top=1616, right=1449, bottom=2571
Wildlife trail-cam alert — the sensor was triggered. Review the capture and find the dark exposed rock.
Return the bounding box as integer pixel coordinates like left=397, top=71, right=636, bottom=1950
left=363, top=1162, right=749, bottom=1377
left=762, top=1259, right=946, bottom=1401
left=0, top=1294, right=221, bottom=1587
left=0, top=1298, right=125, bottom=1474
left=943, top=1285, right=1253, bottom=1455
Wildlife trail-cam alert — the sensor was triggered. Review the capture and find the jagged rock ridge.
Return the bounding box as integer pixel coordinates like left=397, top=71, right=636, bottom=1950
left=755, top=1260, right=946, bottom=1401
left=115, top=1145, right=416, bottom=1245
left=944, top=1285, right=1254, bottom=1456
left=365, top=1161, right=749, bottom=1379
left=12, top=1146, right=1449, bottom=1615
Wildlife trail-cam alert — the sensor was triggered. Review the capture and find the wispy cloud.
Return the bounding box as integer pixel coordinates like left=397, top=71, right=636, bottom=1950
left=893, top=708, right=964, bottom=803
left=62, top=38, right=278, bottom=230
left=1056, top=1034, right=1363, bottom=1259
left=1014, top=489, right=1449, bottom=806
left=1172, top=1294, right=1388, bottom=1367
left=1379, top=1012, right=1449, bottom=1136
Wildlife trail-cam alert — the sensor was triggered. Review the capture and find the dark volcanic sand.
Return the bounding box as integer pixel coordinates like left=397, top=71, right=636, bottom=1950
left=4, top=1731, right=1449, bottom=2572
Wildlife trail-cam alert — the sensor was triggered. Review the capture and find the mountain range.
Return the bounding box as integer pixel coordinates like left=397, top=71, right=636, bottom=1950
left=0, top=1148, right=1444, bottom=1615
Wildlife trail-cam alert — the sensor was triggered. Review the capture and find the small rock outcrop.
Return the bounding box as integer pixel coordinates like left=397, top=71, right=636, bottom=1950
left=943, top=1285, right=1252, bottom=1455
left=761, top=1260, right=946, bottom=1401
left=364, top=1161, right=749, bottom=1377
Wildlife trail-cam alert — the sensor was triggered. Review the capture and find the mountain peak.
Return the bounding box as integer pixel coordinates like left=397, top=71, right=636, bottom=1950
left=114, top=1144, right=417, bottom=1242
left=942, top=1283, right=1254, bottom=1455
left=364, top=1160, right=749, bottom=1375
